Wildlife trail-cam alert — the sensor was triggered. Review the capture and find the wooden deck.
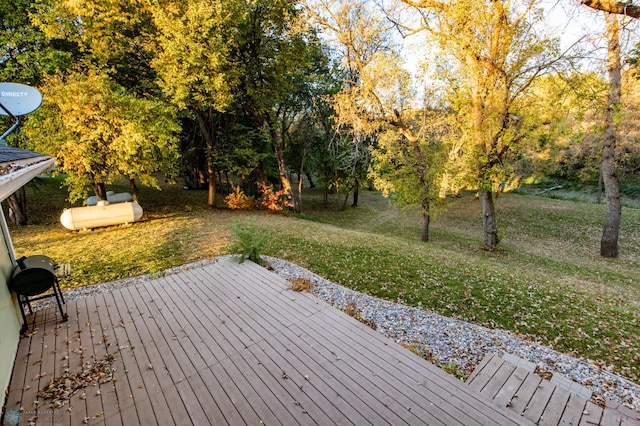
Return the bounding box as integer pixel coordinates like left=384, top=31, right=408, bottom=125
left=467, top=353, right=640, bottom=426
left=3, top=258, right=530, bottom=425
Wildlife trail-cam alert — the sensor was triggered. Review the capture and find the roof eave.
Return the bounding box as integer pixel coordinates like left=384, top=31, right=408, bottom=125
left=0, top=157, right=56, bottom=202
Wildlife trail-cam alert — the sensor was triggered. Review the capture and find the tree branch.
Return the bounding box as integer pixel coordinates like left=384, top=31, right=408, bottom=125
left=581, top=0, right=640, bottom=18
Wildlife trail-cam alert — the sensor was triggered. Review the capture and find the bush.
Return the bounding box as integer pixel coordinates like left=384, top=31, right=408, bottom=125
left=224, top=220, right=266, bottom=265
left=225, top=185, right=253, bottom=210
left=256, top=182, right=292, bottom=213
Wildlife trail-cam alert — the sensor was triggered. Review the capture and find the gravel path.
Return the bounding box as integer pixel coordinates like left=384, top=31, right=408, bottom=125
left=36, top=255, right=640, bottom=412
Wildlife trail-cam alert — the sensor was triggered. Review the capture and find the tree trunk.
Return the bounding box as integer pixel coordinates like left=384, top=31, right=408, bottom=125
left=600, top=12, right=622, bottom=258
left=479, top=189, right=499, bottom=249
left=207, top=159, right=216, bottom=207
left=298, top=149, right=307, bottom=212
left=196, top=111, right=217, bottom=208
left=6, top=187, right=28, bottom=225
left=471, top=81, right=501, bottom=250
left=581, top=0, right=640, bottom=18
left=259, top=113, right=299, bottom=212
left=306, top=172, right=315, bottom=188
left=129, top=178, right=139, bottom=202
left=421, top=200, right=430, bottom=243
left=339, top=189, right=349, bottom=211
left=272, top=141, right=299, bottom=212
left=92, top=182, right=107, bottom=200
left=352, top=177, right=359, bottom=207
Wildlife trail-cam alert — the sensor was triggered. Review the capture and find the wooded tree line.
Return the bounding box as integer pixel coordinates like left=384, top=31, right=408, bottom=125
left=1, top=0, right=639, bottom=257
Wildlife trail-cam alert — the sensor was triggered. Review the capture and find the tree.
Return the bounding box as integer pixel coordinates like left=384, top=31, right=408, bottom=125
left=401, top=0, right=561, bottom=249
left=516, top=72, right=608, bottom=185
left=27, top=0, right=181, bottom=203
left=598, top=13, right=623, bottom=257
left=306, top=0, right=444, bottom=241
left=231, top=0, right=330, bottom=213
left=150, top=0, right=328, bottom=212
left=580, top=1, right=639, bottom=257
left=24, top=71, right=180, bottom=203
left=147, top=0, right=244, bottom=207
left=370, top=109, right=450, bottom=241
left=1, top=0, right=72, bottom=224
left=33, top=0, right=157, bottom=95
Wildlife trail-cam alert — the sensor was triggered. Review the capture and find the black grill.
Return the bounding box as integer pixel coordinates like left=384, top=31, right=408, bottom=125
left=10, top=255, right=68, bottom=333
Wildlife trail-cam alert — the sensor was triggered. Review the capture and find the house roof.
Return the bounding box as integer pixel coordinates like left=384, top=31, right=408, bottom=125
left=0, top=144, right=55, bottom=201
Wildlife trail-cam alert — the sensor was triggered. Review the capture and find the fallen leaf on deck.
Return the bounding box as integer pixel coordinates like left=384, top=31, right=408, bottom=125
left=37, top=353, right=116, bottom=408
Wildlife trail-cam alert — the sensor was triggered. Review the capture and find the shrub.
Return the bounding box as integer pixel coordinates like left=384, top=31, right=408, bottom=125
left=225, top=185, right=253, bottom=210
left=256, top=182, right=292, bottom=213
left=224, top=220, right=266, bottom=265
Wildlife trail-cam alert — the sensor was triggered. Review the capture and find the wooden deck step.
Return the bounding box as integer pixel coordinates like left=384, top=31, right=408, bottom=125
left=467, top=353, right=640, bottom=426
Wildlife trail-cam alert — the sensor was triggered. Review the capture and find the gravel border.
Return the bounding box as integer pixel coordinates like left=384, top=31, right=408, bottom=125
left=31, top=254, right=640, bottom=412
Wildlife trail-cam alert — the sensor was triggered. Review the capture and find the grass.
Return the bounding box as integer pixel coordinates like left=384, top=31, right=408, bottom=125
left=6, top=176, right=640, bottom=384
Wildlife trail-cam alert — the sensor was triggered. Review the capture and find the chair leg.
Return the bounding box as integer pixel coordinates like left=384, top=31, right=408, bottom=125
left=17, top=298, right=28, bottom=335
left=53, top=278, right=68, bottom=321
left=22, top=294, right=34, bottom=315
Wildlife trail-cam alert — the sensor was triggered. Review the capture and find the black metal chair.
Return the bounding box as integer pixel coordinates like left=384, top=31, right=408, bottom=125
left=10, top=255, right=68, bottom=333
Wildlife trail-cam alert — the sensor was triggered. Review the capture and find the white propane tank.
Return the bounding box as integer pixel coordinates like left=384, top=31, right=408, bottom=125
left=60, top=201, right=143, bottom=231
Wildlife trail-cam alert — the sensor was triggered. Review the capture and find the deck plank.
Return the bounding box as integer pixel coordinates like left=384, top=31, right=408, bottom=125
left=506, top=369, right=542, bottom=417
left=245, top=338, right=352, bottom=425
left=104, top=290, right=167, bottom=424
left=288, top=315, right=458, bottom=425
left=120, top=285, right=185, bottom=388
left=579, top=401, right=604, bottom=426
left=158, top=272, right=244, bottom=362
left=521, top=376, right=556, bottom=424
left=84, top=293, right=119, bottom=424
left=467, top=352, right=498, bottom=384
left=133, top=283, right=198, bottom=381
left=538, top=386, right=572, bottom=426
left=599, top=406, right=623, bottom=426
left=468, top=353, right=507, bottom=392
left=278, top=325, right=406, bottom=425
left=68, top=297, right=95, bottom=426
left=493, top=366, right=530, bottom=409
left=481, top=359, right=518, bottom=400
left=559, top=393, right=588, bottom=425
left=308, top=306, right=519, bottom=425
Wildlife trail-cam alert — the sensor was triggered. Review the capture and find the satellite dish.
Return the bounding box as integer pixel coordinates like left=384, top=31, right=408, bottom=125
left=0, top=82, right=43, bottom=116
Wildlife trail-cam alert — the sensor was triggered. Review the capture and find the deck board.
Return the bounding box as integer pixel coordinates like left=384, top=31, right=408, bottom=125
left=538, top=386, right=571, bottom=426
left=467, top=353, right=640, bottom=426
left=6, top=258, right=540, bottom=425
left=306, top=306, right=507, bottom=425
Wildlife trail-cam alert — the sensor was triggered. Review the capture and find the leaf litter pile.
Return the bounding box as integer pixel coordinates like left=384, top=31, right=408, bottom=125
left=37, top=353, right=116, bottom=408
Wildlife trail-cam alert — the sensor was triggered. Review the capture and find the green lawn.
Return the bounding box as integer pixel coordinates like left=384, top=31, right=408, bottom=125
left=7, top=176, right=640, bottom=384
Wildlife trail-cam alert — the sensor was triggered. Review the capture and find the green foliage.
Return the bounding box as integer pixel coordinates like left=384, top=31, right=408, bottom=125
left=148, top=0, right=243, bottom=112
left=23, top=70, right=181, bottom=202
left=225, top=220, right=267, bottom=265
left=370, top=111, right=448, bottom=212
left=0, top=0, right=72, bottom=85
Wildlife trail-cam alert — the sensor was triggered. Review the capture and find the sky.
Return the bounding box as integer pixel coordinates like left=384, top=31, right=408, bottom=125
left=543, top=0, right=605, bottom=50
